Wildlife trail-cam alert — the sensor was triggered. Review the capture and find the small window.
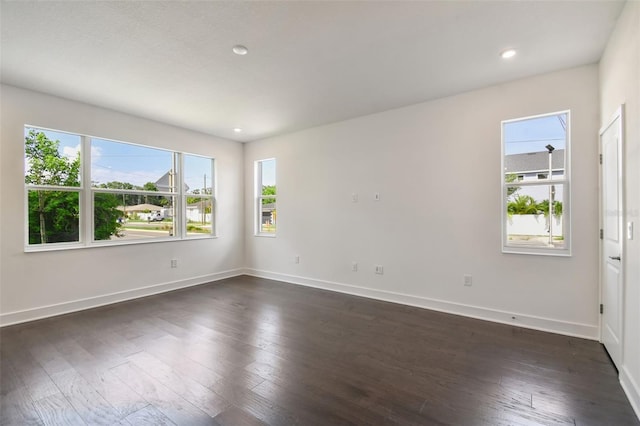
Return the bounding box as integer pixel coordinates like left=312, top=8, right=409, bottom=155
left=502, top=111, right=570, bottom=256
left=183, top=154, right=215, bottom=237
left=255, top=158, right=276, bottom=235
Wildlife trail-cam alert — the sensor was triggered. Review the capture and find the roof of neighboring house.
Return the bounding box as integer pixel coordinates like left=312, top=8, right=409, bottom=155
left=155, top=171, right=190, bottom=192
left=117, top=203, right=164, bottom=212
left=261, top=203, right=275, bottom=212
left=504, top=149, right=565, bottom=174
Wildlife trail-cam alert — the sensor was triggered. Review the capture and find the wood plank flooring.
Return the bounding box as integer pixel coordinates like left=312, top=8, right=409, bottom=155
left=1, top=275, right=638, bottom=425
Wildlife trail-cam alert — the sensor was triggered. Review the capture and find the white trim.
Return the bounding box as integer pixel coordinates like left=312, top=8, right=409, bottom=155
left=501, top=110, right=572, bottom=257
left=598, top=105, right=625, bottom=367
left=0, top=268, right=244, bottom=327
left=620, top=367, right=640, bottom=421
left=243, top=269, right=599, bottom=340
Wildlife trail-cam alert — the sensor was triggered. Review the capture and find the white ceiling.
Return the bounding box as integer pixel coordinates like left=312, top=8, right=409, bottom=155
left=0, top=1, right=625, bottom=142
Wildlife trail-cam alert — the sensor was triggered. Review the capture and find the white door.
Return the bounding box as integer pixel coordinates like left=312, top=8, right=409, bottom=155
left=600, top=107, right=624, bottom=369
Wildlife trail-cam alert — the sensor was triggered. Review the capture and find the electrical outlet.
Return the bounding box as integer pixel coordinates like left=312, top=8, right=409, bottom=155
left=171, top=259, right=178, bottom=268
left=352, top=262, right=358, bottom=272
left=295, top=255, right=300, bottom=264
left=375, top=265, right=384, bottom=275
left=463, top=274, right=472, bottom=286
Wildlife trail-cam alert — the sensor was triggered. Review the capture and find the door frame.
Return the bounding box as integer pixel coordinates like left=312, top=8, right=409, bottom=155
left=599, top=104, right=625, bottom=362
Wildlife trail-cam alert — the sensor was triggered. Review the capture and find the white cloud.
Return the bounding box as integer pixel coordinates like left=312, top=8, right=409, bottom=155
left=62, top=144, right=80, bottom=159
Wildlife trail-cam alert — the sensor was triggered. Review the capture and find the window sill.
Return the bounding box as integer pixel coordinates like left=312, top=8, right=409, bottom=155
left=24, top=234, right=217, bottom=252
left=502, top=245, right=571, bottom=257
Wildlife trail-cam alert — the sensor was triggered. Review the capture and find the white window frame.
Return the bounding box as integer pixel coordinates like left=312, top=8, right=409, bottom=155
left=255, top=158, right=276, bottom=237
left=24, top=125, right=216, bottom=251
left=182, top=153, right=216, bottom=238
left=501, top=110, right=571, bottom=256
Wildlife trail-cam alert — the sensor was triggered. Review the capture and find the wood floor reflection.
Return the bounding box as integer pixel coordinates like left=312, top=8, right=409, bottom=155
left=1, top=275, right=638, bottom=425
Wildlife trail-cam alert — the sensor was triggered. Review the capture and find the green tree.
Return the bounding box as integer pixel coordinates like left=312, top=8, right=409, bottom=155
left=94, top=193, right=123, bottom=240
left=505, top=173, right=520, bottom=199
left=25, top=130, right=121, bottom=243
left=25, top=130, right=81, bottom=243
left=507, top=195, right=541, bottom=215
left=142, top=181, right=170, bottom=206
left=262, top=185, right=276, bottom=204
left=537, top=199, right=563, bottom=218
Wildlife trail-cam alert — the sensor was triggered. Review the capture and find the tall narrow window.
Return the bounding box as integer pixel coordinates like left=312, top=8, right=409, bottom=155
left=24, top=128, right=82, bottom=245
left=502, top=111, right=570, bottom=256
left=255, top=158, right=276, bottom=235
left=183, top=154, right=215, bottom=237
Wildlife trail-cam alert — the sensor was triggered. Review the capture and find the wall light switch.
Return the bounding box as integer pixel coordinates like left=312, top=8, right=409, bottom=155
left=352, top=193, right=358, bottom=203
left=628, top=222, right=634, bottom=240
left=374, top=192, right=380, bottom=201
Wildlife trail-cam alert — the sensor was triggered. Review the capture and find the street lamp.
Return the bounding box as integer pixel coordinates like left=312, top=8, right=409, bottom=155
left=546, top=144, right=555, bottom=246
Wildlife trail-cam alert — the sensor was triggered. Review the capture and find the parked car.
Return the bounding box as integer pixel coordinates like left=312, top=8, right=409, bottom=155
left=149, top=211, right=164, bottom=222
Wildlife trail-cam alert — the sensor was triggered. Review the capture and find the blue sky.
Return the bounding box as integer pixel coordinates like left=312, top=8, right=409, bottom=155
left=260, top=158, right=276, bottom=187
left=504, top=113, right=567, bottom=156
left=29, top=119, right=558, bottom=189
left=25, top=127, right=213, bottom=193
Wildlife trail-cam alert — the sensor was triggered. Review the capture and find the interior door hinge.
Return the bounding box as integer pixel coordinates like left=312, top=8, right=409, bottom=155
left=600, top=229, right=603, bottom=239
left=600, top=154, right=603, bottom=164
left=600, top=304, right=604, bottom=314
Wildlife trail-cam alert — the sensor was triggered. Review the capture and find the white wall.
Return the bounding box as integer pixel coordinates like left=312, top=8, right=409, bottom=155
left=244, top=65, right=600, bottom=339
left=0, top=85, right=245, bottom=325
left=600, top=1, right=640, bottom=417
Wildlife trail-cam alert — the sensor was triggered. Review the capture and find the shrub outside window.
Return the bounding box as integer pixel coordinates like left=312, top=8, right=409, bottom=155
left=24, top=126, right=215, bottom=250
left=502, top=111, right=571, bottom=256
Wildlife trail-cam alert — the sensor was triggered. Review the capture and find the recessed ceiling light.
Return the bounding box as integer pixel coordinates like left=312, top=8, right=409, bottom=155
left=232, top=45, right=248, bottom=56
left=501, top=49, right=517, bottom=59
left=233, top=127, right=243, bottom=133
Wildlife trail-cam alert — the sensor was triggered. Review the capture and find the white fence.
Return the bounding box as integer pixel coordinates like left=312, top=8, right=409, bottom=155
left=507, top=214, right=563, bottom=237
left=186, top=209, right=211, bottom=223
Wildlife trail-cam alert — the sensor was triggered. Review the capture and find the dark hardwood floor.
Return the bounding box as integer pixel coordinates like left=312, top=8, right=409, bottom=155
left=1, top=275, right=638, bottom=425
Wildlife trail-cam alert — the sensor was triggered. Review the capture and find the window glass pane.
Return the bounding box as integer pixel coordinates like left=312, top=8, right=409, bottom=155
left=27, top=190, right=80, bottom=244
left=260, top=200, right=276, bottom=233
left=91, top=139, right=175, bottom=191
left=93, top=192, right=125, bottom=241
left=25, top=128, right=81, bottom=187
left=186, top=197, right=213, bottom=236
left=100, top=194, right=175, bottom=241
left=260, top=159, right=276, bottom=195
left=184, top=155, right=213, bottom=195
left=504, top=113, right=567, bottom=182
left=506, top=184, right=565, bottom=249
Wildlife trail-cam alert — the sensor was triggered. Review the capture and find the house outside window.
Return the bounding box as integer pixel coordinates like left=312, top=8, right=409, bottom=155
left=255, top=158, right=276, bottom=235
left=24, top=126, right=215, bottom=250
left=502, top=111, right=571, bottom=256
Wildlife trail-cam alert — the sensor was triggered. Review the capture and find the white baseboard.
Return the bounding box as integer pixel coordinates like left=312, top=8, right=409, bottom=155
left=243, top=268, right=599, bottom=340
left=621, top=367, right=640, bottom=421
left=0, top=268, right=244, bottom=327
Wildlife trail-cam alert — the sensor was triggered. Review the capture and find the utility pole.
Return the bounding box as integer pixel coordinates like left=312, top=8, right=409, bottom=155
left=546, top=144, right=555, bottom=246
left=202, top=174, right=206, bottom=224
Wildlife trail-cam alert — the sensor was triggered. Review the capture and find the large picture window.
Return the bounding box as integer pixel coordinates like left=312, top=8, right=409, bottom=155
left=502, top=111, right=571, bottom=256
left=255, top=158, right=276, bottom=235
left=24, top=126, right=215, bottom=250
